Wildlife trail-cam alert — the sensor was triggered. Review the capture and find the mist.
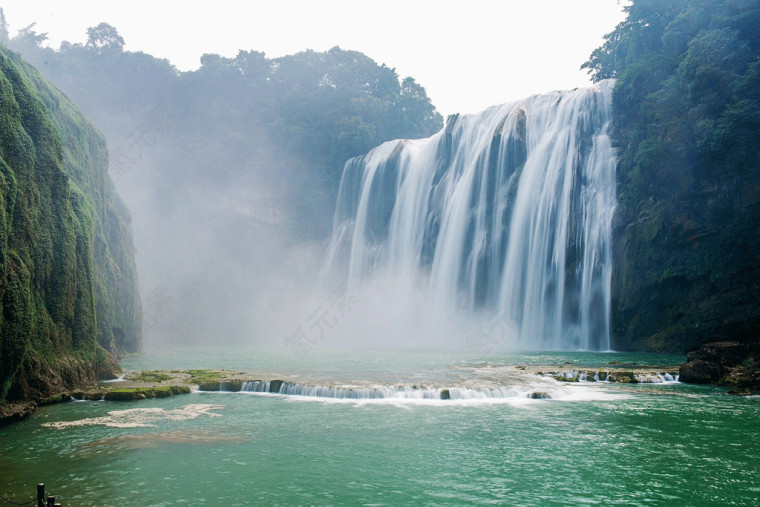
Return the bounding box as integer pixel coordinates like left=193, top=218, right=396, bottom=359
left=5, top=26, right=448, bottom=353
left=4, top=15, right=615, bottom=356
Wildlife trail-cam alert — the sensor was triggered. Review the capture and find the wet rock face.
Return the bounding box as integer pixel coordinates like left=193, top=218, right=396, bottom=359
left=686, top=341, right=748, bottom=367
left=610, top=145, right=760, bottom=354
left=679, top=359, right=722, bottom=384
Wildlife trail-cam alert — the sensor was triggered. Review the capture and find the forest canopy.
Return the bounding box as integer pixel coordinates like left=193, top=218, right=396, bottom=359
left=582, top=0, right=760, bottom=198
left=6, top=23, right=443, bottom=235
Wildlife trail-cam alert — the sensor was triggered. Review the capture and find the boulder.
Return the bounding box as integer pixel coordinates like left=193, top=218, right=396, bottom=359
left=219, top=380, right=243, bottom=392
left=608, top=371, right=637, bottom=383
left=0, top=402, right=37, bottom=426
left=197, top=382, right=222, bottom=392
left=686, top=341, right=748, bottom=367
left=679, top=359, right=721, bottom=384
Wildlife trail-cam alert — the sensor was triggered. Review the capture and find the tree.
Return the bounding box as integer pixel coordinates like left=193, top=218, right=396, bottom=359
left=0, top=8, right=8, bottom=45
left=13, top=23, right=47, bottom=50
left=86, top=22, right=124, bottom=52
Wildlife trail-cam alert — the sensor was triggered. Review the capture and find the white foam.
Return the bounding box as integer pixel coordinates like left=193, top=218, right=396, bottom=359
left=43, top=404, right=223, bottom=429
left=229, top=377, right=630, bottom=406
left=634, top=373, right=680, bottom=384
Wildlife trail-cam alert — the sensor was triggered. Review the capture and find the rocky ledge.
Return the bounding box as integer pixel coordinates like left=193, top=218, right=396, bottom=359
left=679, top=341, right=760, bottom=393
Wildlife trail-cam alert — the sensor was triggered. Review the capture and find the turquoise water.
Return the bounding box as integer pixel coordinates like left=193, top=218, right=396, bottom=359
left=1, top=349, right=758, bottom=506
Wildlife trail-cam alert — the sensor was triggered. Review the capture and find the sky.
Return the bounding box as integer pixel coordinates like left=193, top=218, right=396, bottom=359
left=1, top=0, right=627, bottom=117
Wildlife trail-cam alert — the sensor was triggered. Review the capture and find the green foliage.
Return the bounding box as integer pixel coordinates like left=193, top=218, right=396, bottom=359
left=86, top=23, right=124, bottom=53
left=0, top=47, right=141, bottom=401
left=2, top=24, right=443, bottom=340
left=8, top=34, right=442, bottom=236
left=585, top=0, right=760, bottom=351
left=584, top=0, right=760, bottom=193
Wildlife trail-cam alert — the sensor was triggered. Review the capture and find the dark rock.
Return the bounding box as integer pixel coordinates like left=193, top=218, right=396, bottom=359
left=440, top=389, right=451, bottom=400
left=0, top=402, right=37, bottom=426
left=104, top=386, right=191, bottom=401
left=269, top=380, right=284, bottom=393
left=529, top=392, right=551, bottom=399
left=197, top=382, right=222, bottom=392
left=105, top=389, right=146, bottom=401
left=38, top=393, right=70, bottom=406
left=608, top=371, right=637, bottom=383
left=686, top=341, right=748, bottom=367
left=678, top=340, right=760, bottom=387
left=219, top=380, right=243, bottom=392
left=679, top=359, right=721, bottom=384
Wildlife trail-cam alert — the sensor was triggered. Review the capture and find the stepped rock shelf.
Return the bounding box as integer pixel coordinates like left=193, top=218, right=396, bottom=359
left=7, top=357, right=758, bottom=426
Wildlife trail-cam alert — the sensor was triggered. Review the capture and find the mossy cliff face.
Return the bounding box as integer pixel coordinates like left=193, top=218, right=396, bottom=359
left=611, top=156, right=760, bottom=353
left=583, top=0, right=760, bottom=353
left=0, top=47, right=141, bottom=402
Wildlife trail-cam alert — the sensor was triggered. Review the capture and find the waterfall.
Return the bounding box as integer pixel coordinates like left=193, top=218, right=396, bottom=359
left=323, top=80, right=615, bottom=351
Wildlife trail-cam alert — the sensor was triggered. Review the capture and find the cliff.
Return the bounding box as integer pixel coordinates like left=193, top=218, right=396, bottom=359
left=0, top=47, right=141, bottom=403
left=584, top=0, right=760, bottom=353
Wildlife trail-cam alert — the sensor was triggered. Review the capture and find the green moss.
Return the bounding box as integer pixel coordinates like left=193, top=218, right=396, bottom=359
left=0, top=47, right=141, bottom=403
left=129, top=370, right=172, bottom=383
left=104, top=385, right=190, bottom=401
left=185, top=369, right=228, bottom=384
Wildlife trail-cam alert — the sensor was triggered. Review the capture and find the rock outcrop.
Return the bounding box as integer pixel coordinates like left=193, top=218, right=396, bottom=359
left=680, top=341, right=760, bottom=389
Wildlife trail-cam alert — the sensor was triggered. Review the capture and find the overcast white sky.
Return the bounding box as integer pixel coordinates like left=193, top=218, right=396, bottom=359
left=1, top=1, right=627, bottom=117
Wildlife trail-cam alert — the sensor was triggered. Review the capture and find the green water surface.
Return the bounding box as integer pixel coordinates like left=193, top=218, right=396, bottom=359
left=1, top=350, right=757, bottom=506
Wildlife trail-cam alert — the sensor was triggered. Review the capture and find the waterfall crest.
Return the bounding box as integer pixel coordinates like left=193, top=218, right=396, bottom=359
left=323, top=81, right=615, bottom=351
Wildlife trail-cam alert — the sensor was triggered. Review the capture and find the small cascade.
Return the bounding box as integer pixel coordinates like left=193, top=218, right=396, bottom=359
left=227, top=379, right=590, bottom=401
left=240, top=380, right=527, bottom=400
left=634, top=372, right=680, bottom=384
left=101, top=374, right=126, bottom=383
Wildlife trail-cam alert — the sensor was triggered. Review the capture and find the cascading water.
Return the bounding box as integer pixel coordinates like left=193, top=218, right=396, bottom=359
left=323, top=80, right=616, bottom=351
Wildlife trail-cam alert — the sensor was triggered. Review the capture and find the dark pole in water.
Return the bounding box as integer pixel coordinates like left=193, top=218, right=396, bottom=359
left=36, top=484, right=44, bottom=507
left=46, top=495, right=54, bottom=507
